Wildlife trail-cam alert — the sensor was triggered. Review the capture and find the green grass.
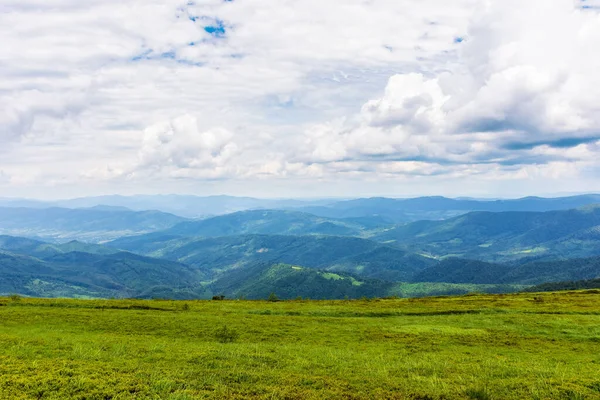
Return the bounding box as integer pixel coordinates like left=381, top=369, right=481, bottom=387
left=1, top=292, right=600, bottom=399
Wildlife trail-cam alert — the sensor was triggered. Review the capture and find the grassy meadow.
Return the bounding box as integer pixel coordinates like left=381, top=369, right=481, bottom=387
left=1, top=292, right=600, bottom=399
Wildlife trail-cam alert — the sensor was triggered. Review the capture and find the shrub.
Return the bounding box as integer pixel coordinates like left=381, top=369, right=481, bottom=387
left=181, top=303, right=190, bottom=311
left=214, top=325, right=239, bottom=343
left=466, top=386, right=492, bottom=400
left=267, top=293, right=279, bottom=302
left=532, top=296, right=545, bottom=303
left=9, top=294, right=22, bottom=302
left=212, top=295, right=226, bottom=301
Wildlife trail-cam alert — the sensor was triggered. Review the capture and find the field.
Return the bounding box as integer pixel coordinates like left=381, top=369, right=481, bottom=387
left=1, top=292, right=600, bottom=399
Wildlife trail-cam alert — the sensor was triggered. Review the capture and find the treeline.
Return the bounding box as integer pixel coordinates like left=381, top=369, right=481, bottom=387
left=524, top=278, right=600, bottom=293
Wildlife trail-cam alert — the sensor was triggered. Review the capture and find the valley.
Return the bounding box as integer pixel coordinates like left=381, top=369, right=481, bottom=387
left=1, top=195, right=600, bottom=300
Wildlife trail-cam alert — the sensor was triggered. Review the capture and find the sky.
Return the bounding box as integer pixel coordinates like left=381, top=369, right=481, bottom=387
left=1, top=0, right=600, bottom=199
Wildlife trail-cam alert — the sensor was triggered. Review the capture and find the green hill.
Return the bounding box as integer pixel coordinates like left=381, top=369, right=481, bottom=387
left=108, top=234, right=435, bottom=281
left=0, top=207, right=187, bottom=242
left=523, top=278, right=600, bottom=292
left=108, top=204, right=600, bottom=266
left=0, top=235, right=120, bottom=259
left=374, top=205, right=600, bottom=262
left=151, top=209, right=387, bottom=238
left=413, top=256, right=600, bottom=285
left=0, top=236, right=207, bottom=299
left=210, top=263, right=390, bottom=300
left=297, top=195, right=600, bottom=222
left=209, top=263, right=523, bottom=300
left=0, top=235, right=521, bottom=300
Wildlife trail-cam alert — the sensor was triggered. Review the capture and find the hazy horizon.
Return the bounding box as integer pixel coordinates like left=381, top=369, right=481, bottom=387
left=2, top=191, right=600, bottom=203
left=2, top=0, right=599, bottom=200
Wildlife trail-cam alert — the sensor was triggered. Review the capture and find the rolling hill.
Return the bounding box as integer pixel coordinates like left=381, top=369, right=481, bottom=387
left=108, top=234, right=436, bottom=281
left=413, top=256, right=600, bottom=285
left=159, top=209, right=382, bottom=238
left=0, top=235, right=522, bottom=299
left=373, top=205, right=600, bottom=262
left=523, top=278, right=600, bottom=292
left=0, top=235, right=120, bottom=258
left=208, top=263, right=523, bottom=300
left=0, top=236, right=206, bottom=299
left=3, top=197, right=600, bottom=300
left=209, top=263, right=391, bottom=300
left=296, top=195, right=600, bottom=223
left=0, top=206, right=187, bottom=242
left=5, top=194, right=600, bottom=220
left=0, top=195, right=336, bottom=218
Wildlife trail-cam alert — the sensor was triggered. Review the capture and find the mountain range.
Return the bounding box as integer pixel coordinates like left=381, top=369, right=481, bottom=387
left=108, top=233, right=434, bottom=281
left=1, top=194, right=600, bottom=299
left=0, top=236, right=207, bottom=299
left=295, top=194, right=600, bottom=222
left=0, top=195, right=334, bottom=218
left=374, top=205, right=600, bottom=262
left=0, top=206, right=186, bottom=242
left=3, top=193, right=600, bottom=220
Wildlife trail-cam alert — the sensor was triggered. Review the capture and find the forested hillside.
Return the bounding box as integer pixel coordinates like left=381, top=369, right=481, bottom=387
left=1, top=196, right=600, bottom=299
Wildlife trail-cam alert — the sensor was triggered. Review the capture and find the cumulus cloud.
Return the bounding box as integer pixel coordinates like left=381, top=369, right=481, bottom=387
left=450, top=0, right=600, bottom=137
left=1, top=0, right=599, bottom=197
left=0, top=89, right=89, bottom=142
left=117, top=114, right=239, bottom=180
left=298, top=0, right=600, bottom=178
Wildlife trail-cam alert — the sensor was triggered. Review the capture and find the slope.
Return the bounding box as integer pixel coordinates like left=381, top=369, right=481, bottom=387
left=157, top=209, right=386, bottom=238
left=524, top=278, right=600, bottom=292
left=210, top=263, right=391, bottom=300
left=0, top=235, right=120, bottom=259
left=0, top=236, right=206, bottom=298
left=108, top=234, right=435, bottom=281
left=297, top=195, right=600, bottom=223
left=0, top=207, right=187, bottom=242
left=209, top=263, right=523, bottom=300
left=413, top=256, right=600, bottom=285
left=374, top=205, right=600, bottom=262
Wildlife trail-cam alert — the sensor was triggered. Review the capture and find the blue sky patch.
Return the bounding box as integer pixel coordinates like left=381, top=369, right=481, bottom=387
left=131, top=49, right=204, bottom=66
left=204, top=20, right=227, bottom=37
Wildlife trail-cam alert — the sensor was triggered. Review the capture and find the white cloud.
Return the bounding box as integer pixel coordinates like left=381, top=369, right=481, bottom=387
left=0, top=89, right=89, bottom=142
left=296, top=0, right=600, bottom=181
left=135, top=114, right=240, bottom=178
left=0, top=0, right=599, bottom=198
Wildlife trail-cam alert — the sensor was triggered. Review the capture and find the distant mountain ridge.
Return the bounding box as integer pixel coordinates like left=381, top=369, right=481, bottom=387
left=106, top=205, right=600, bottom=266
left=0, top=236, right=206, bottom=299
left=108, top=233, right=435, bottom=282
left=524, top=278, right=600, bottom=293
left=2, top=194, right=600, bottom=300
left=208, top=263, right=523, bottom=300
left=0, top=206, right=187, bottom=242
left=0, top=195, right=337, bottom=218
left=151, top=209, right=386, bottom=238
left=2, top=194, right=599, bottom=220
left=414, top=257, right=600, bottom=285
left=373, top=205, right=600, bottom=262
left=296, top=195, right=600, bottom=222
left=0, top=234, right=523, bottom=299
left=1, top=232, right=598, bottom=299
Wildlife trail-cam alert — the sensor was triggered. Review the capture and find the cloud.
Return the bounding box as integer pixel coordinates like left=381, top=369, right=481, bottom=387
left=0, top=0, right=599, bottom=198
left=0, top=89, right=89, bottom=142
left=361, top=73, right=447, bottom=131
left=297, top=0, right=600, bottom=179
left=98, top=114, right=240, bottom=180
